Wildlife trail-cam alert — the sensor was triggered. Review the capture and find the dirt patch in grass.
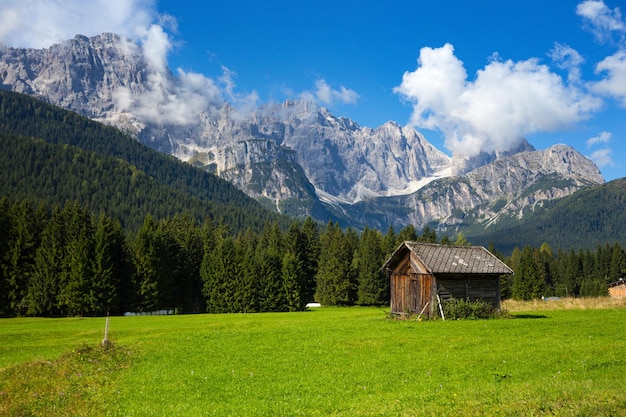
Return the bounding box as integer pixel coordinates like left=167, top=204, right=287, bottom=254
left=0, top=342, right=131, bottom=417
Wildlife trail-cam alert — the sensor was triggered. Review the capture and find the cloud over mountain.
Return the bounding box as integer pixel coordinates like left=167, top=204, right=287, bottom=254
left=0, top=0, right=157, bottom=49
left=394, top=43, right=601, bottom=157
left=312, top=79, right=359, bottom=106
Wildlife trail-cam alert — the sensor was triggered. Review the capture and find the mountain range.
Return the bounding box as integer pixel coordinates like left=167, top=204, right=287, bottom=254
left=0, top=33, right=607, bottom=235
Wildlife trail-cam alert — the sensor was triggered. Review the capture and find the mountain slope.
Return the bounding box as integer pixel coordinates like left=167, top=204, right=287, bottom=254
left=0, top=90, right=286, bottom=231
left=339, top=144, right=603, bottom=231
left=466, top=178, right=626, bottom=252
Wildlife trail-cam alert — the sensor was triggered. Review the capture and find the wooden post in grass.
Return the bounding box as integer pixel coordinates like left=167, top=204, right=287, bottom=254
left=102, top=312, right=111, bottom=347
left=436, top=294, right=445, bottom=321
left=417, top=301, right=430, bottom=321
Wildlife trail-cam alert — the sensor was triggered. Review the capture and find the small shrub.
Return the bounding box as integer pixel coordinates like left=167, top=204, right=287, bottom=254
left=442, top=298, right=496, bottom=319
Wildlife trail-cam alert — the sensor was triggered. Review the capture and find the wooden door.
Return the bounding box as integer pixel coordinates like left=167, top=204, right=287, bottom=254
left=419, top=274, right=433, bottom=317
left=410, top=276, right=419, bottom=313
left=391, top=273, right=412, bottom=314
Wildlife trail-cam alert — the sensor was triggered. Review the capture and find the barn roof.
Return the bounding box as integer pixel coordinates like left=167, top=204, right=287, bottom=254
left=382, top=242, right=513, bottom=275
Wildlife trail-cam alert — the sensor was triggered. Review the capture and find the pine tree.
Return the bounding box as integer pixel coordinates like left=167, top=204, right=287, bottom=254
left=282, top=251, right=305, bottom=311
left=283, top=222, right=309, bottom=310
left=200, top=235, right=220, bottom=313
left=201, top=235, right=241, bottom=313
left=355, top=227, right=388, bottom=306
left=596, top=244, right=613, bottom=282
left=168, top=214, right=205, bottom=313
left=57, top=202, right=95, bottom=316
left=238, top=231, right=261, bottom=313
left=4, top=201, right=43, bottom=315
left=538, top=242, right=555, bottom=293
left=397, top=224, right=418, bottom=243
left=580, top=279, right=608, bottom=297
left=29, top=206, right=65, bottom=316
left=418, top=226, right=438, bottom=243
left=565, top=249, right=583, bottom=296
left=609, top=243, right=626, bottom=281
left=0, top=198, right=11, bottom=316
left=154, top=218, right=181, bottom=311
left=382, top=225, right=397, bottom=256
left=92, top=215, right=132, bottom=315
left=257, top=223, right=286, bottom=312
left=300, top=217, right=321, bottom=303
left=315, top=221, right=356, bottom=305
left=551, top=249, right=572, bottom=297
left=221, top=237, right=243, bottom=312
left=453, top=232, right=470, bottom=246
left=581, top=249, right=596, bottom=284
left=131, top=215, right=162, bottom=312
left=512, top=246, right=546, bottom=300
left=92, top=215, right=117, bottom=315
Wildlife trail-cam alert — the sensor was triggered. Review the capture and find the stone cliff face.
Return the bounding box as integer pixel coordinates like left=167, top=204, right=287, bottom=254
left=0, top=34, right=147, bottom=132
left=250, top=101, right=451, bottom=203
left=0, top=33, right=605, bottom=229
left=347, top=144, right=603, bottom=231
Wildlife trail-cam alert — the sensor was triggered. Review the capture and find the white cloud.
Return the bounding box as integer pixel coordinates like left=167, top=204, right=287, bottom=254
left=0, top=0, right=157, bottom=48
left=0, top=0, right=261, bottom=127
left=591, top=49, right=626, bottom=106
left=137, top=23, right=171, bottom=73
left=588, top=148, right=614, bottom=168
left=108, top=22, right=226, bottom=126
left=550, top=43, right=584, bottom=83
left=586, top=131, right=612, bottom=147
left=217, top=67, right=260, bottom=118
left=576, top=0, right=625, bottom=43
left=585, top=130, right=615, bottom=169
left=313, top=79, right=359, bottom=106
left=394, top=43, right=602, bottom=157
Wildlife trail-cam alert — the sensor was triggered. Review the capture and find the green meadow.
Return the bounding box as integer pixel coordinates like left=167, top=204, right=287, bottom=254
left=1, top=306, right=626, bottom=416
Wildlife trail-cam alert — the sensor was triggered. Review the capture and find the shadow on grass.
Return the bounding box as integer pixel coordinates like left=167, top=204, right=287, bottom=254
left=512, top=314, right=548, bottom=319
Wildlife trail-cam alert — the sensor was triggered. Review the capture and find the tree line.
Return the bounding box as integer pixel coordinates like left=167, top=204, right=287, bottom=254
left=1, top=198, right=624, bottom=317
left=0, top=198, right=391, bottom=317
left=504, top=242, right=626, bottom=300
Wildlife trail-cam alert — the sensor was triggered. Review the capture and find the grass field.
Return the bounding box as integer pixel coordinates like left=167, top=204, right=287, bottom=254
left=1, top=301, right=626, bottom=416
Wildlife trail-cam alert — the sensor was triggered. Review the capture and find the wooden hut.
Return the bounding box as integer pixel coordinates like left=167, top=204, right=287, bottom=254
left=382, top=242, right=513, bottom=318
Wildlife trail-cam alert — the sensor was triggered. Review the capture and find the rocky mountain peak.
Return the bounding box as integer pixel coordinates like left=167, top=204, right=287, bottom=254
left=1, top=32, right=147, bottom=129
left=450, top=138, right=537, bottom=176
left=0, top=33, right=606, bottom=226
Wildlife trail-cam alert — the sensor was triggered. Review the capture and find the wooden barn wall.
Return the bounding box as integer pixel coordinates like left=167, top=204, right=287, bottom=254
left=390, top=273, right=410, bottom=314
left=436, top=274, right=500, bottom=308
left=390, top=272, right=433, bottom=315
left=390, top=253, right=411, bottom=314
left=419, top=274, right=433, bottom=316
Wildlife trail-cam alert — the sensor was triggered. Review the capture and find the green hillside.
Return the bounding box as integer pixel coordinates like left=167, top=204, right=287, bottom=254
left=468, top=178, right=626, bottom=253
left=0, top=91, right=285, bottom=232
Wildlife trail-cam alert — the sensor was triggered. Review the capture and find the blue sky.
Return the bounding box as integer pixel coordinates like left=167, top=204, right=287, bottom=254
left=2, top=0, right=625, bottom=180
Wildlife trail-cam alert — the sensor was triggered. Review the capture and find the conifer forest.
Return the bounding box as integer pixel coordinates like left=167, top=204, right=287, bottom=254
left=1, top=198, right=624, bottom=317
